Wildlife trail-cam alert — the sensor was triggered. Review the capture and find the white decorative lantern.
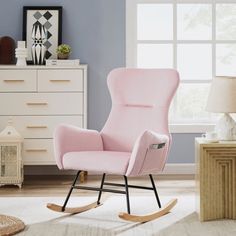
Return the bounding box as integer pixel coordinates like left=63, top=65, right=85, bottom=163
left=0, top=121, right=23, bottom=188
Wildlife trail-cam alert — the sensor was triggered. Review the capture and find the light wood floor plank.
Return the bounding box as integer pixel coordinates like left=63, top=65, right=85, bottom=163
left=0, top=175, right=195, bottom=197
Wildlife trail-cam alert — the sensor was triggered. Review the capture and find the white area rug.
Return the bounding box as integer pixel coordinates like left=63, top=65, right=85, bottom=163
left=155, top=212, right=236, bottom=236
left=0, top=195, right=235, bottom=235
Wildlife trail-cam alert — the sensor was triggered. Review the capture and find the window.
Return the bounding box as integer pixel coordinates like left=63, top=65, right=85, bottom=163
left=126, top=0, right=236, bottom=124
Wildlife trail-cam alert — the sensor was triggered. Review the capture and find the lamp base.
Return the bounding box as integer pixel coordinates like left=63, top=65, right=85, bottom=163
left=215, top=113, right=236, bottom=141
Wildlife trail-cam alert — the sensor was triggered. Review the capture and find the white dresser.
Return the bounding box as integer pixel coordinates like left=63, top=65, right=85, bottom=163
left=0, top=65, right=87, bottom=165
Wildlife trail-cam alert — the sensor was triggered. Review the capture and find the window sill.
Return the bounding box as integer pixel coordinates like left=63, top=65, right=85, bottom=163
left=170, top=123, right=215, bottom=133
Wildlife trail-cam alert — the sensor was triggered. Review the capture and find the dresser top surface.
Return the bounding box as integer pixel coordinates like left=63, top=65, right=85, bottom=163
left=0, top=65, right=87, bottom=70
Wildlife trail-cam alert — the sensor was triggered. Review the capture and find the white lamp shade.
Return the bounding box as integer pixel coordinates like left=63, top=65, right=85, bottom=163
left=206, top=76, right=236, bottom=113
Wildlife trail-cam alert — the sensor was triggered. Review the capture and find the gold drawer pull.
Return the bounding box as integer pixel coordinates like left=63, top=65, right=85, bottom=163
left=4, top=79, right=24, bottom=82
left=26, top=125, right=48, bottom=129
left=26, top=102, right=48, bottom=106
left=26, top=149, right=47, bottom=152
left=50, top=79, right=71, bottom=82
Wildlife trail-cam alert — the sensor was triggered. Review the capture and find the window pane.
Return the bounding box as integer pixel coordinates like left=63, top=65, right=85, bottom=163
left=177, top=44, right=212, bottom=80
left=137, top=44, right=173, bottom=68
left=216, top=44, right=236, bottom=76
left=170, top=83, right=216, bottom=122
left=177, top=4, right=212, bottom=40
left=216, top=4, right=236, bottom=40
left=137, top=4, right=173, bottom=40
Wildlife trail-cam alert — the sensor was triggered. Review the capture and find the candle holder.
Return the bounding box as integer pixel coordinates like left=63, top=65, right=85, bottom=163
left=0, top=119, right=23, bottom=188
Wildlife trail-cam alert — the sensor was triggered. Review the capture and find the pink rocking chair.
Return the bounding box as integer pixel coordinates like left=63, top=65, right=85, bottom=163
left=47, top=68, right=179, bottom=222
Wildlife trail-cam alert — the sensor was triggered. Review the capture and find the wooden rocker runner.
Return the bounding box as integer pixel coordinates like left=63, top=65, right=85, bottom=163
left=47, top=201, right=99, bottom=214
left=119, top=199, right=177, bottom=223
left=47, top=68, right=179, bottom=222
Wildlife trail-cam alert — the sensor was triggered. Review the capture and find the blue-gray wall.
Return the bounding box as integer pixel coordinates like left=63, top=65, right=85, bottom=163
left=0, top=0, right=199, bottom=164
left=0, top=0, right=125, bottom=131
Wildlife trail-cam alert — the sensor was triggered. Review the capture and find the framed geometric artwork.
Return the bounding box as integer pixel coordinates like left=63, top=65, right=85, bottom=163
left=22, top=6, right=62, bottom=63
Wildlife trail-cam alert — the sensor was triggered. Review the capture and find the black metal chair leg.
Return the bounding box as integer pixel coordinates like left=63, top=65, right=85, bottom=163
left=62, top=170, right=81, bottom=211
left=97, top=173, right=106, bottom=204
left=149, top=174, right=161, bottom=208
left=124, top=176, right=131, bottom=214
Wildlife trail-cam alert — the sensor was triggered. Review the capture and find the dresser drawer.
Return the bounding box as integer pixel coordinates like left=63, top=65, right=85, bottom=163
left=23, top=139, right=55, bottom=165
left=0, top=93, right=83, bottom=115
left=0, top=116, right=83, bottom=138
left=0, top=70, right=37, bottom=92
left=38, top=69, right=83, bottom=92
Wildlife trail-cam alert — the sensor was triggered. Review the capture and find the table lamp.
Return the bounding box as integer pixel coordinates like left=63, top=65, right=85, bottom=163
left=206, top=76, right=236, bottom=141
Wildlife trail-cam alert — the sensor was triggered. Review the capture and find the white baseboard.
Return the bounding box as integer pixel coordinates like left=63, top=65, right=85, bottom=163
left=162, top=163, right=195, bottom=175
left=24, top=163, right=196, bottom=175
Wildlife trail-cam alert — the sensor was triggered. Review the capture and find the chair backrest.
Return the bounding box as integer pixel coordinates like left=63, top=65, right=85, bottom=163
left=101, top=68, right=179, bottom=152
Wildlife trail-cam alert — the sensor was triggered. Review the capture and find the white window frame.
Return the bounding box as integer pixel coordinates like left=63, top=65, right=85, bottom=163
left=126, top=0, right=236, bottom=133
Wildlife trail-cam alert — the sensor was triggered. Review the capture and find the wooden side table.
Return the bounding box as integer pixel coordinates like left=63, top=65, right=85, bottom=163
left=195, top=138, right=236, bottom=221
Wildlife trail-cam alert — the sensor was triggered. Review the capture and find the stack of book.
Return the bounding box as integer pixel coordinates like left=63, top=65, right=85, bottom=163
left=46, top=59, right=80, bottom=66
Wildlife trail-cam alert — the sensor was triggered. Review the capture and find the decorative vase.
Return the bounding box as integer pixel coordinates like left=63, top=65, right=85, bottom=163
left=0, top=36, right=15, bottom=64
left=15, top=41, right=27, bottom=66
left=31, top=22, right=47, bottom=65
left=57, top=53, right=69, bottom=60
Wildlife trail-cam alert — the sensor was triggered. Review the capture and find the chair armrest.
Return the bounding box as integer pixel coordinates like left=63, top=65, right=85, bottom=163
left=126, top=130, right=169, bottom=176
left=54, top=124, right=103, bottom=169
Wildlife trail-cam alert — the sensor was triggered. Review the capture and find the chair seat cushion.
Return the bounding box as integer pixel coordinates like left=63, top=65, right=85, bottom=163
left=63, top=151, right=131, bottom=175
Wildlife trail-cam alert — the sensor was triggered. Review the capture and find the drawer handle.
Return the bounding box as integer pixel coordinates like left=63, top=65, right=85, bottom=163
left=26, top=102, right=48, bottom=106
left=50, top=79, right=71, bottom=82
left=26, top=125, right=48, bottom=129
left=4, top=79, right=25, bottom=82
left=26, top=149, right=47, bottom=152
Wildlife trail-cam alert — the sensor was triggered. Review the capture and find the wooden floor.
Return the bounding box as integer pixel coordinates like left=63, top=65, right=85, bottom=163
left=2, top=176, right=235, bottom=236
left=0, top=175, right=195, bottom=197
left=0, top=175, right=200, bottom=236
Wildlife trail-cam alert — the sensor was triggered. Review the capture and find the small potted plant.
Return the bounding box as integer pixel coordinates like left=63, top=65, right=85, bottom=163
left=56, top=44, right=71, bottom=59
